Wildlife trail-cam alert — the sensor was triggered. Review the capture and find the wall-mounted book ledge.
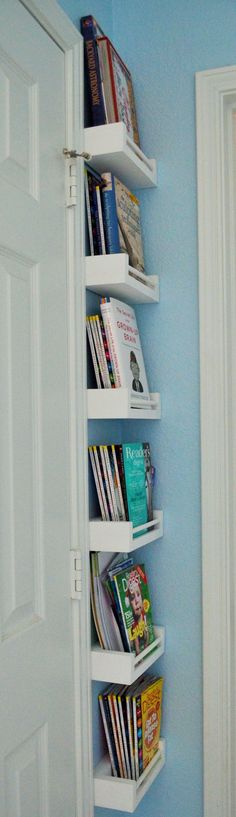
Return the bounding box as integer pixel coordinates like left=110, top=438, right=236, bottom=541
left=89, top=510, right=163, bottom=552
left=87, top=389, right=161, bottom=419
left=84, top=123, right=157, bottom=189
left=91, top=625, right=165, bottom=685
left=94, top=739, right=165, bottom=812
left=86, top=254, right=159, bottom=304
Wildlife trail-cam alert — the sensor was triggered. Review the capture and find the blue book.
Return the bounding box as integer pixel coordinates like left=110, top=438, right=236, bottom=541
left=122, top=443, right=148, bottom=535
left=81, top=16, right=107, bottom=127
left=101, top=173, right=121, bottom=254
left=101, top=173, right=145, bottom=271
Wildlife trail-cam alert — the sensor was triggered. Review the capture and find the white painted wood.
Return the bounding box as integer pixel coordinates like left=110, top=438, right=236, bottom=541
left=0, top=3, right=93, bottom=817
left=86, top=254, right=159, bottom=303
left=94, top=739, right=165, bottom=812
left=84, top=123, right=157, bottom=188
left=89, top=510, right=163, bottom=552
left=196, top=65, right=236, bottom=817
left=88, top=389, right=161, bottom=419
left=91, top=626, right=165, bottom=684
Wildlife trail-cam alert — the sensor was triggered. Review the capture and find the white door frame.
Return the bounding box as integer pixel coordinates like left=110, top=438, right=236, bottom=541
left=196, top=66, right=236, bottom=817
left=18, top=3, right=93, bottom=816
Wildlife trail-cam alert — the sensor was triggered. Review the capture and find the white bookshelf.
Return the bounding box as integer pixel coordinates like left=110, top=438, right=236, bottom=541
left=94, top=739, right=165, bottom=812
left=84, top=122, right=157, bottom=189
left=88, top=389, right=161, bottom=420
left=89, top=510, right=163, bottom=552
left=91, top=625, right=165, bottom=685
left=86, top=254, right=159, bottom=304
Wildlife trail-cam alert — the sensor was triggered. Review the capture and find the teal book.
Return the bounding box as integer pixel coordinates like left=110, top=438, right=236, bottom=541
left=122, top=442, right=148, bottom=535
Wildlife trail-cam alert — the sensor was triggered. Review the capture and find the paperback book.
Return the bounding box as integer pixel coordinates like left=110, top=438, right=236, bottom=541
left=101, top=174, right=145, bottom=272
left=100, top=296, right=150, bottom=403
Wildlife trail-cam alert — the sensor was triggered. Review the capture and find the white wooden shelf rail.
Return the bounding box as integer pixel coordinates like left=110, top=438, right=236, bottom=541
left=87, top=389, right=161, bottom=420
left=84, top=122, right=157, bottom=189
left=86, top=254, right=159, bottom=304
left=89, top=509, right=163, bottom=552
left=91, top=625, right=165, bottom=685
left=94, top=739, right=165, bottom=812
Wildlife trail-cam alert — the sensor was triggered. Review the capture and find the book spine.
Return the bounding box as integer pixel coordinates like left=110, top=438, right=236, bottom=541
left=126, top=694, right=136, bottom=780
left=100, top=317, right=115, bottom=387
left=99, top=446, right=116, bottom=521
left=117, top=691, right=132, bottom=779
left=86, top=317, right=102, bottom=389
left=93, top=446, right=110, bottom=520
left=87, top=173, right=102, bottom=255
left=100, top=300, right=122, bottom=387
left=88, top=446, right=106, bottom=520
left=136, top=693, right=143, bottom=777
left=96, top=185, right=106, bottom=254
left=81, top=20, right=107, bottom=126
left=132, top=695, right=140, bottom=781
left=111, top=444, right=126, bottom=520
left=105, top=38, right=120, bottom=122
left=112, top=691, right=128, bottom=778
left=101, top=176, right=121, bottom=254
left=99, top=694, right=118, bottom=777
left=103, top=445, right=119, bottom=521
left=115, top=445, right=129, bottom=520
left=107, top=689, right=124, bottom=777
left=84, top=170, right=94, bottom=255
left=89, top=316, right=109, bottom=389
left=94, top=315, right=111, bottom=388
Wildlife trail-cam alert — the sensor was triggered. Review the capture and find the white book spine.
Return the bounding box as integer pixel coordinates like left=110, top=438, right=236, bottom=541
left=104, top=445, right=119, bottom=521
left=100, top=300, right=122, bottom=387
left=86, top=317, right=102, bottom=389
left=113, top=693, right=128, bottom=779
left=126, top=694, right=136, bottom=780
left=89, top=316, right=109, bottom=389
left=108, top=690, right=124, bottom=778
left=99, top=696, right=118, bottom=778
left=99, top=446, right=116, bottom=521
left=118, top=692, right=132, bottom=779
left=93, top=446, right=110, bottom=521
left=88, top=446, right=106, bottom=521
left=96, top=185, right=106, bottom=254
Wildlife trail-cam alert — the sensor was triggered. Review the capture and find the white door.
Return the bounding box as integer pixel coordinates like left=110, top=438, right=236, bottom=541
left=0, top=2, right=77, bottom=815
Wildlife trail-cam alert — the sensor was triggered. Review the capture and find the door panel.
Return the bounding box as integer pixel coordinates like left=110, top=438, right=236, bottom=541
left=0, top=2, right=76, bottom=815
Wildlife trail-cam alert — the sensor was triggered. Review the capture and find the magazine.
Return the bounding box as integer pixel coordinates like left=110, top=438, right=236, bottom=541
left=112, top=563, right=155, bottom=656
left=122, top=442, right=148, bottom=533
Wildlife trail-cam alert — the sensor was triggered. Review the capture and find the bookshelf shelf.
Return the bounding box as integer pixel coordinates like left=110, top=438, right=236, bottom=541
left=86, top=254, right=159, bottom=304
left=94, top=739, right=165, bottom=812
left=91, top=625, right=165, bottom=685
left=89, top=510, right=163, bottom=552
left=84, top=123, right=157, bottom=189
left=88, top=389, right=161, bottom=420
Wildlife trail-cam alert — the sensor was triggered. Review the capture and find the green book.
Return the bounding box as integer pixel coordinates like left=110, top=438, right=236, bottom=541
left=122, top=442, right=148, bottom=535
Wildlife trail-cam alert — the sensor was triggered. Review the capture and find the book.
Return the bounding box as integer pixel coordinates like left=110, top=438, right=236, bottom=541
left=117, top=686, right=132, bottom=779
left=84, top=164, right=105, bottom=255
left=100, top=297, right=150, bottom=403
left=122, top=442, right=148, bottom=532
left=97, top=36, right=140, bottom=145
left=140, top=676, right=163, bottom=772
left=112, top=563, right=155, bottom=656
left=143, top=442, right=155, bottom=522
left=101, top=174, right=145, bottom=272
left=88, top=446, right=106, bottom=520
left=98, top=690, right=118, bottom=777
left=80, top=15, right=107, bottom=126
left=86, top=317, right=102, bottom=389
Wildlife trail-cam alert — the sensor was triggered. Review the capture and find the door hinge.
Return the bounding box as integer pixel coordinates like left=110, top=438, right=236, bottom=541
left=63, top=148, right=92, bottom=208
left=70, top=550, right=82, bottom=600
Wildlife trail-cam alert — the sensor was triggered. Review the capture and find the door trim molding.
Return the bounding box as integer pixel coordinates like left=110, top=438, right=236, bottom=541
left=196, top=65, right=236, bottom=817
left=19, top=4, right=93, bottom=817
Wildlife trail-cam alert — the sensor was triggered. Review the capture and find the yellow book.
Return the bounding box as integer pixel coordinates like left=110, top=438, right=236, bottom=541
left=141, top=677, right=163, bottom=772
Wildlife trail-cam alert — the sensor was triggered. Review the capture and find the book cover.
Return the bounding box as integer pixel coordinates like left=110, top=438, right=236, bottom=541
left=122, top=442, right=148, bottom=531
left=141, top=676, right=163, bottom=771
left=101, top=174, right=145, bottom=272
left=100, top=297, right=150, bottom=403
left=97, top=37, right=140, bottom=145
left=80, top=16, right=107, bottom=126
left=113, top=563, right=155, bottom=656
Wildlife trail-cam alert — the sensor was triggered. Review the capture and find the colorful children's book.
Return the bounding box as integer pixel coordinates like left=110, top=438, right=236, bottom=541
left=96, top=36, right=140, bottom=145
left=112, top=563, right=155, bottom=656
left=101, top=174, right=145, bottom=272
left=100, top=297, right=150, bottom=403
left=141, top=676, right=163, bottom=772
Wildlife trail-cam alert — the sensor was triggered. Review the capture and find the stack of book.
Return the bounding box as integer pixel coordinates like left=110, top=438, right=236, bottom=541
left=81, top=15, right=140, bottom=146
left=84, top=164, right=145, bottom=274
left=98, top=674, right=163, bottom=780
left=89, top=441, right=155, bottom=527
left=90, top=553, right=155, bottom=655
left=86, top=296, right=151, bottom=405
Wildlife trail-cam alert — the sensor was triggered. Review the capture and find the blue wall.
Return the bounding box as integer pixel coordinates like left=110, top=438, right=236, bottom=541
left=59, top=2, right=236, bottom=816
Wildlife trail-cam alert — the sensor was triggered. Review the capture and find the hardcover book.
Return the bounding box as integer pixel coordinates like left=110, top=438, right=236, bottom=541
left=113, top=563, right=155, bottom=656
left=100, top=297, right=150, bottom=403
left=80, top=15, right=107, bottom=127
left=97, top=36, right=140, bottom=145
left=101, top=174, right=145, bottom=272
